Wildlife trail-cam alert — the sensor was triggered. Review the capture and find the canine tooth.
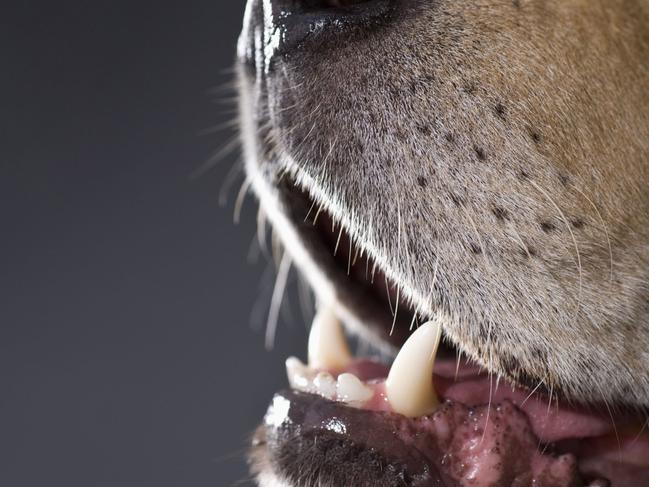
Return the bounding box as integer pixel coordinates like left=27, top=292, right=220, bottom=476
left=313, top=372, right=337, bottom=400
left=386, top=319, right=443, bottom=418
left=308, top=305, right=352, bottom=370
left=285, top=357, right=316, bottom=393
left=336, top=373, right=373, bottom=405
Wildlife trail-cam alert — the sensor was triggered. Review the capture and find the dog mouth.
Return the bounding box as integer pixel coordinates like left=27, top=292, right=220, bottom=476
left=249, top=179, right=649, bottom=487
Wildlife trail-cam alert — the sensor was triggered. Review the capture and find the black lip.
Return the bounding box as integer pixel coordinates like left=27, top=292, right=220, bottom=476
left=255, top=391, right=605, bottom=487
left=256, top=389, right=454, bottom=486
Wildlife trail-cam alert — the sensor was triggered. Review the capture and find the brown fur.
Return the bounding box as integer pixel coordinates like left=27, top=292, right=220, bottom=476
left=238, top=0, right=649, bottom=475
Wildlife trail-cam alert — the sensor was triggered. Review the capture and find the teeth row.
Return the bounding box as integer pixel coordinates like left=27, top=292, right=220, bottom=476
left=286, top=357, right=373, bottom=406
left=287, top=302, right=443, bottom=417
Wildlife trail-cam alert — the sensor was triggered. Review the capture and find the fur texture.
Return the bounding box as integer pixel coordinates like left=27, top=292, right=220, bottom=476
left=239, top=0, right=649, bottom=420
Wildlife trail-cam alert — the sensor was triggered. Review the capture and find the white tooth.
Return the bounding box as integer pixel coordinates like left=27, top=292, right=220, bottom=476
left=386, top=319, right=443, bottom=418
left=285, top=357, right=316, bottom=393
left=313, top=372, right=337, bottom=400
left=336, top=373, right=373, bottom=405
left=308, top=304, right=352, bottom=370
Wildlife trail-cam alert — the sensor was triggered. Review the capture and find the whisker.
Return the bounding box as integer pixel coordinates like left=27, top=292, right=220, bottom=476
left=217, top=159, right=244, bottom=206
left=197, top=117, right=240, bottom=136
left=520, top=379, right=545, bottom=407
left=334, top=224, right=344, bottom=256
left=573, top=186, right=615, bottom=282
left=271, top=229, right=283, bottom=269
left=233, top=178, right=252, bottom=224
left=250, top=263, right=276, bottom=332
left=265, top=253, right=293, bottom=351
left=193, top=137, right=241, bottom=181
left=481, top=350, right=495, bottom=445
left=257, top=207, right=269, bottom=258
left=304, top=198, right=318, bottom=222
left=546, top=383, right=554, bottom=418
left=347, top=238, right=353, bottom=275
left=385, top=275, right=395, bottom=316
left=409, top=310, right=418, bottom=331
left=430, top=254, right=440, bottom=298
left=507, top=223, right=532, bottom=258
left=454, top=346, right=462, bottom=382
left=313, top=204, right=325, bottom=225
left=352, top=245, right=360, bottom=267
left=390, top=286, right=400, bottom=336
left=530, top=181, right=583, bottom=314
left=598, top=384, right=623, bottom=463
left=297, top=272, right=315, bottom=327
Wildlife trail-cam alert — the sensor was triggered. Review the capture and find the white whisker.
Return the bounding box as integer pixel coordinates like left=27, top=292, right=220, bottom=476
left=530, top=180, right=583, bottom=314
left=390, top=286, right=400, bottom=336
left=265, top=253, right=292, bottom=351
left=313, top=204, right=325, bottom=225
left=256, top=207, right=269, bottom=258
left=385, top=275, right=395, bottom=316
left=520, top=379, right=545, bottom=407
left=304, top=198, right=318, bottom=222
left=334, top=224, right=344, bottom=256
left=347, top=238, right=353, bottom=275
left=409, top=311, right=418, bottom=331
left=233, top=178, right=252, bottom=224
left=573, top=185, right=614, bottom=282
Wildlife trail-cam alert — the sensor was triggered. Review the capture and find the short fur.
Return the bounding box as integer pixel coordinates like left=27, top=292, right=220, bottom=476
left=238, top=0, right=649, bottom=483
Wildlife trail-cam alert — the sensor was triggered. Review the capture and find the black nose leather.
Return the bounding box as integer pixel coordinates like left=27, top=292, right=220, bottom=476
left=239, top=0, right=394, bottom=69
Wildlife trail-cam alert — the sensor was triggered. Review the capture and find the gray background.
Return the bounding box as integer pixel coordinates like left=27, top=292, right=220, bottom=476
left=1, top=2, right=308, bottom=486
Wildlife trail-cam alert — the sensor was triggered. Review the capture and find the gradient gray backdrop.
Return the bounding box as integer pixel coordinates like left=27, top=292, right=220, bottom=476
left=1, top=3, right=308, bottom=486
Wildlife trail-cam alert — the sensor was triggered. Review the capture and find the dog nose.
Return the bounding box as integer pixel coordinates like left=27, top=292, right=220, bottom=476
left=239, top=0, right=394, bottom=69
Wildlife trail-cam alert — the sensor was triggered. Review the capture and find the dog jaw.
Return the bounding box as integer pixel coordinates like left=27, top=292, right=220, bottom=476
left=238, top=0, right=649, bottom=413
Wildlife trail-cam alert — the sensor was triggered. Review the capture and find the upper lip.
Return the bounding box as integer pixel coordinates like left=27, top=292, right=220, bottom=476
left=275, top=176, right=416, bottom=354
left=274, top=173, right=645, bottom=416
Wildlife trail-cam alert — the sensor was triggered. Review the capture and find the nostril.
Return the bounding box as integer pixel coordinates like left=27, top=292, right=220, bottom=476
left=265, top=0, right=394, bottom=56
left=277, top=0, right=389, bottom=12
left=238, top=0, right=394, bottom=69
left=284, top=0, right=380, bottom=9
left=314, top=0, right=378, bottom=7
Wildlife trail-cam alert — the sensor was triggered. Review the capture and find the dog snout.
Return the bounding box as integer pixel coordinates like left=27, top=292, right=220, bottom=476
left=239, top=0, right=395, bottom=69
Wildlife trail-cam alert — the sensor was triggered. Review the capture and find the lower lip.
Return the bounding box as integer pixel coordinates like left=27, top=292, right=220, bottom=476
left=278, top=355, right=649, bottom=485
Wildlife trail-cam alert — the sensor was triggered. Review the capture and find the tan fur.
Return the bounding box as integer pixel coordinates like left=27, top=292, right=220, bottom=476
left=240, top=0, right=649, bottom=416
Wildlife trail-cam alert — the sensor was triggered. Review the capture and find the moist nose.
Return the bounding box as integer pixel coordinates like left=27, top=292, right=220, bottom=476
left=239, top=0, right=394, bottom=67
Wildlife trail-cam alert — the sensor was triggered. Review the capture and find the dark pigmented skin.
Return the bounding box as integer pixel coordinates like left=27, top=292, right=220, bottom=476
left=250, top=390, right=586, bottom=487
left=252, top=391, right=452, bottom=487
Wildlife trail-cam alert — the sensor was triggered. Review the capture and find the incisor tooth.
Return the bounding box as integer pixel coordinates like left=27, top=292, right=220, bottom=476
left=337, top=373, right=373, bottom=405
left=313, top=372, right=337, bottom=400
left=386, top=319, right=443, bottom=418
left=285, top=357, right=315, bottom=392
left=308, top=304, right=352, bottom=370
